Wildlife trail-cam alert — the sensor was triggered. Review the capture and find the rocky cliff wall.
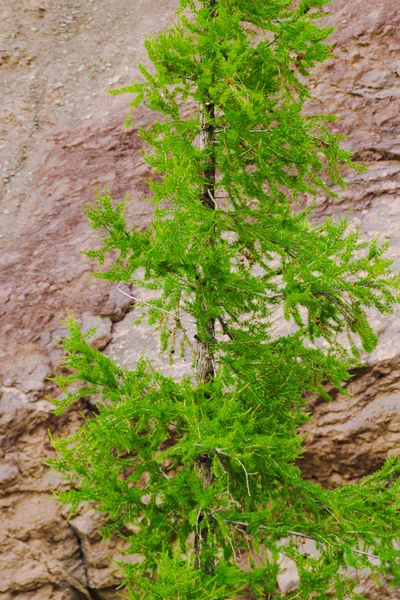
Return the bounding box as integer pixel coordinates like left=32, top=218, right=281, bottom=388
left=0, top=1, right=399, bottom=598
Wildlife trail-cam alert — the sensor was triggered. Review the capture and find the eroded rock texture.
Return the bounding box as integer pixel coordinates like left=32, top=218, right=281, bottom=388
left=0, top=0, right=399, bottom=598
left=298, top=0, right=400, bottom=494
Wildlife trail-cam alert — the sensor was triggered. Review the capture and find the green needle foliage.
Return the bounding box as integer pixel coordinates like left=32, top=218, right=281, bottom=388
left=49, top=1, right=400, bottom=598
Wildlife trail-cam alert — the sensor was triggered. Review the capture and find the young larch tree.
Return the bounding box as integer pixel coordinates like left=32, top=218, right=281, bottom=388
left=49, top=1, right=400, bottom=598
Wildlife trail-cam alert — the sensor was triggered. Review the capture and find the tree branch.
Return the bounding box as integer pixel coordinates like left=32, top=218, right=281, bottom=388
left=226, top=521, right=380, bottom=560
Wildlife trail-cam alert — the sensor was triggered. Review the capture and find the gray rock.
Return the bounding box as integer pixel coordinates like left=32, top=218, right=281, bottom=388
left=80, top=313, right=112, bottom=351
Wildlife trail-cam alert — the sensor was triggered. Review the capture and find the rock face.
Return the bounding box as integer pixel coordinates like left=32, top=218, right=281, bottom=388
left=0, top=0, right=399, bottom=598
left=298, top=0, right=400, bottom=491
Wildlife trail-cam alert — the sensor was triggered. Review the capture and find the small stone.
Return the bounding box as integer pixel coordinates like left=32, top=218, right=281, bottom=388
left=277, top=554, right=300, bottom=594
left=0, top=463, right=19, bottom=486
left=80, top=313, right=112, bottom=350
left=109, top=75, right=121, bottom=85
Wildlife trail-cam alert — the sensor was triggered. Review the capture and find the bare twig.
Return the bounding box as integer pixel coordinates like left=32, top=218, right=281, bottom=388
left=270, top=18, right=293, bottom=23
left=216, top=448, right=252, bottom=497
left=226, top=521, right=380, bottom=560
left=116, top=283, right=196, bottom=324
left=217, top=316, right=235, bottom=340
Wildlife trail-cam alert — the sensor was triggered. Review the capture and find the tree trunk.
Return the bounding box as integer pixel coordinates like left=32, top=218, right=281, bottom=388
left=194, top=0, right=217, bottom=572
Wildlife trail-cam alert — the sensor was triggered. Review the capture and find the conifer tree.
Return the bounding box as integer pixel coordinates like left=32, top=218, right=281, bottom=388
left=49, top=1, right=400, bottom=598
